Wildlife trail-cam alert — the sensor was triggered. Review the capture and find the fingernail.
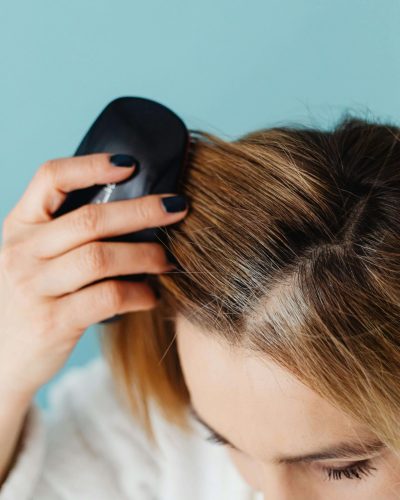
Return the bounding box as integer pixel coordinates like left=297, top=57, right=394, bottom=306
left=110, top=154, right=139, bottom=168
left=161, top=195, right=188, bottom=213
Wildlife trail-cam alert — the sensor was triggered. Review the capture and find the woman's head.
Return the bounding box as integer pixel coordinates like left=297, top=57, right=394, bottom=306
left=100, top=113, right=400, bottom=497
left=175, top=313, right=399, bottom=497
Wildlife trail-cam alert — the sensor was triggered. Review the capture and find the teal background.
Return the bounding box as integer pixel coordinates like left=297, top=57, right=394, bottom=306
left=0, top=0, right=398, bottom=409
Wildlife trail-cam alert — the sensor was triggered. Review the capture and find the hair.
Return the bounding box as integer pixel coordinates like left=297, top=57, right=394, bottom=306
left=99, top=111, right=400, bottom=455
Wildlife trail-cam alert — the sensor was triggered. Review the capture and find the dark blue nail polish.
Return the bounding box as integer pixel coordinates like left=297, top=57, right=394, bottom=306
left=161, top=195, right=188, bottom=213
left=110, top=154, right=138, bottom=167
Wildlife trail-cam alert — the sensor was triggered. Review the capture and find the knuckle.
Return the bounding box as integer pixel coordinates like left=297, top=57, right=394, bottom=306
left=39, top=159, right=58, bottom=183
left=0, top=244, right=18, bottom=269
left=134, top=198, right=153, bottom=225
left=73, top=205, right=102, bottom=236
left=82, top=242, right=109, bottom=275
left=1, top=215, right=14, bottom=241
left=85, top=153, right=104, bottom=174
left=0, top=244, right=35, bottom=289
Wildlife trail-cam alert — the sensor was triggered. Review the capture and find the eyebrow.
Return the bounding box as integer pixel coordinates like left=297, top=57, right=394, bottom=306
left=189, top=404, right=385, bottom=464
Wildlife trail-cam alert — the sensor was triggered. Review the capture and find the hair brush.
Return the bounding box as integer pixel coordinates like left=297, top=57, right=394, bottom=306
left=53, top=96, right=196, bottom=322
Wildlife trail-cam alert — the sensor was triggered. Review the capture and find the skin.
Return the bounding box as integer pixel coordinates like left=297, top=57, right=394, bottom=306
left=175, top=313, right=400, bottom=499
left=0, top=153, right=188, bottom=485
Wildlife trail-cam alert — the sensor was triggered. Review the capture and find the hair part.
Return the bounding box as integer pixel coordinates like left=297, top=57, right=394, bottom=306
left=100, top=111, right=400, bottom=454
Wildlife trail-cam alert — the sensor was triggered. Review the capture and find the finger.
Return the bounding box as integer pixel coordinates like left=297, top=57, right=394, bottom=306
left=32, top=193, right=188, bottom=259
left=55, top=279, right=158, bottom=330
left=10, top=153, right=137, bottom=224
left=35, top=242, right=175, bottom=297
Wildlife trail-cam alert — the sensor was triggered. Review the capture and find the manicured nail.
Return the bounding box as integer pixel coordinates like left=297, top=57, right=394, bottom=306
left=110, top=154, right=138, bottom=167
left=161, top=195, right=188, bottom=213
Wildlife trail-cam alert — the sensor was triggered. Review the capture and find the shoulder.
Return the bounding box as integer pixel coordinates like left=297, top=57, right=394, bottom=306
left=44, top=354, right=161, bottom=452
left=37, top=356, right=162, bottom=497
left=45, top=355, right=122, bottom=424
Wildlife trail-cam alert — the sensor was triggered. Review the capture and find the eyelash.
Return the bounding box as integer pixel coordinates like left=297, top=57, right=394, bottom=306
left=205, top=433, right=228, bottom=445
left=205, top=433, right=377, bottom=481
left=323, top=460, right=377, bottom=481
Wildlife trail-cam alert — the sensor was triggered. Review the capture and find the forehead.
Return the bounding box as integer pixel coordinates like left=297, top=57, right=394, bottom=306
left=175, top=314, right=373, bottom=459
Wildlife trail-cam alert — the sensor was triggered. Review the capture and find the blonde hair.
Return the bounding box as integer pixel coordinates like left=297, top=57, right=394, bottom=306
left=99, top=112, right=400, bottom=453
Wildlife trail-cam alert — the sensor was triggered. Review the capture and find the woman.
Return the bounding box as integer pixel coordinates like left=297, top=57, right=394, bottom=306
left=0, top=113, right=398, bottom=499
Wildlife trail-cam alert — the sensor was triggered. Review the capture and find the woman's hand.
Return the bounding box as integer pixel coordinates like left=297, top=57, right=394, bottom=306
left=0, top=153, right=188, bottom=402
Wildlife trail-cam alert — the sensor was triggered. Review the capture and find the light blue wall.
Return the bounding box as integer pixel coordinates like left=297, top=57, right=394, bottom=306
left=0, top=0, right=398, bottom=409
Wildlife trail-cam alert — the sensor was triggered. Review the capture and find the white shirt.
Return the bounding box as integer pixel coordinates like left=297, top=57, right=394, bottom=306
left=0, top=356, right=264, bottom=500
